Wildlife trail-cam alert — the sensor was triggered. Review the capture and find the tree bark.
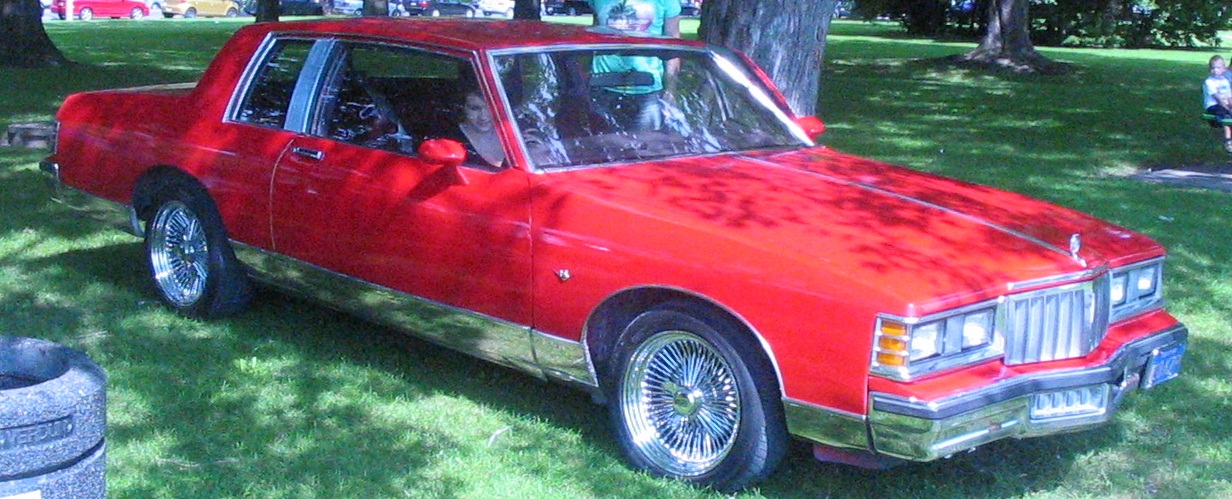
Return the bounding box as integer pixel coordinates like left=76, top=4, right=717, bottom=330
left=513, top=0, right=539, bottom=20
left=0, top=0, right=70, bottom=67
left=959, top=0, right=1068, bottom=74
left=698, top=0, right=837, bottom=116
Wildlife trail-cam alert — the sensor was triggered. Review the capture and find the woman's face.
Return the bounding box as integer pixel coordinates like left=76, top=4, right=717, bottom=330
left=463, top=93, right=493, bottom=132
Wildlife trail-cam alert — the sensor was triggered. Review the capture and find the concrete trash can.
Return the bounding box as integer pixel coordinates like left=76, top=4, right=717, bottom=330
left=0, top=337, right=106, bottom=499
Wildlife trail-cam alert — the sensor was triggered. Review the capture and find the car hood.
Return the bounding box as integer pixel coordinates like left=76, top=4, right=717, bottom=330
left=539, top=147, right=1163, bottom=314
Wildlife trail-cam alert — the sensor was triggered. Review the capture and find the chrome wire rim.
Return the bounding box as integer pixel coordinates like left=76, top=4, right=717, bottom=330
left=149, top=201, right=209, bottom=307
left=620, top=330, right=740, bottom=476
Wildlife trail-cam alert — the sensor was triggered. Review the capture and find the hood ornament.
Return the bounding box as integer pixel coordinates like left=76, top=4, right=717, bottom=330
left=1069, top=233, right=1084, bottom=263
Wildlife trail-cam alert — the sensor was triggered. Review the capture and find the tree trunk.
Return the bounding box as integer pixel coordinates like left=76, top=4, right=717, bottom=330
left=0, top=0, right=70, bottom=67
left=960, top=0, right=1068, bottom=74
left=513, top=0, right=540, bottom=20
left=698, top=0, right=837, bottom=116
left=254, top=0, right=279, bottom=22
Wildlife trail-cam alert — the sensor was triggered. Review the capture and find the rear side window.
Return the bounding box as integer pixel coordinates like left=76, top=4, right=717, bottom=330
left=235, top=39, right=315, bottom=129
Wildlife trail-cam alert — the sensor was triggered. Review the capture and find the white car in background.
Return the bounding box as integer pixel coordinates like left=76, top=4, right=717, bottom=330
left=476, top=0, right=512, bottom=17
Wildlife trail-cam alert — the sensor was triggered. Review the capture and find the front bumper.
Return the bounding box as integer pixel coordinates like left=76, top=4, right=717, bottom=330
left=867, top=323, right=1187, bottom=461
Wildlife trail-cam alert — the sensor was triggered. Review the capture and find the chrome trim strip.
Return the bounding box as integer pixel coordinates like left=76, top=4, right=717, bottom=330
left=868, top=324, right=1187, bottom=461
left=284, top=39, right=338, bottom=134
left=232, top=243, right=597, bottom=390
left=531, top=330, right=597, bottom=389
left=782, top=398, right=871, bottom=452
left=1006, top=267, right=1106, bottom=291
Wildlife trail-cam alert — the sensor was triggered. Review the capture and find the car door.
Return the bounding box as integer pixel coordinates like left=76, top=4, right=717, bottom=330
left=203, top=0, right=233, bottom=15
left=269, top=40, right=534, bottom=326
left=94, top=0, right=123, bottom=17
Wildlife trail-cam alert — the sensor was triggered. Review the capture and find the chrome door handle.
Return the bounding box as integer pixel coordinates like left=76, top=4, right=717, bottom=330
left=291, top=147, right=324, bottom=161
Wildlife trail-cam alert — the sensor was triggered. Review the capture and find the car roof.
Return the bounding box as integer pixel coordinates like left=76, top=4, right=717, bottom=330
left=242, top=18, right=705, bottom=52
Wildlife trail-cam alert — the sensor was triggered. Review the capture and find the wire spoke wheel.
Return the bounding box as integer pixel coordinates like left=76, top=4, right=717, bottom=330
left=620, top=330, right=741, bottom=477
left=148, top=201, right=210, bottom=307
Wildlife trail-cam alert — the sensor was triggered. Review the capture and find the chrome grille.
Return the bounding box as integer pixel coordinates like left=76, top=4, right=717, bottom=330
left=1001, top=276, right=1110, bottom=365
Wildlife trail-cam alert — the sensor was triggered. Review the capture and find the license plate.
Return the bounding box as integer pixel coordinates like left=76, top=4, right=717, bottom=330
left=1143, top=342, right=1185, bottom=389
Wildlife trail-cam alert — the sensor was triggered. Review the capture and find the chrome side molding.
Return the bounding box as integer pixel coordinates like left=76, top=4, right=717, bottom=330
left=232, top=243, right=599, bottom=392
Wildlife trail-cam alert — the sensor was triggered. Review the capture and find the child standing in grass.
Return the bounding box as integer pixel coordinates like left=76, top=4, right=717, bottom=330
left=1203, top=55, right=1232, bottom=153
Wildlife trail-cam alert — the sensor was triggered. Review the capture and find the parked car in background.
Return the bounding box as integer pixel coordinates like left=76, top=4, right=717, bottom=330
left=161, top=0, right=240, bottom=17
left=51, top=0, right=148, bottom=19
left=680, top=0, right=700, bottom=16
left=43, top=18, right=1189, bottom=492
left=332, top=0, right=363, bottom=15
left=544, top=0, right=590, bottom=16
left=475, top=0, right=511, bottom=17
left=394, top=0, right=476, bottom=16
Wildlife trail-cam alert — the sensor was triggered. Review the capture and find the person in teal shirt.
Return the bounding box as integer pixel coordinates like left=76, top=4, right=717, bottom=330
left=588, top=0, right=682, bottom=131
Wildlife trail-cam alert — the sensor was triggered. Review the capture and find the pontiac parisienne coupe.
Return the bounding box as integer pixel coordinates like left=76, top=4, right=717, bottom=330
left=42, top=18, right=1187, bottom=491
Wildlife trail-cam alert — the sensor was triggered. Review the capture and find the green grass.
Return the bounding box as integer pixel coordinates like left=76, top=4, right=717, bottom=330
left=2, top=17, right=1230, bottom=497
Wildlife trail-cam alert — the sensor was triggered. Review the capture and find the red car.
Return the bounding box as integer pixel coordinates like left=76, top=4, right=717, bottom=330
left=41, top=19, right=1187, bottom=491
left=51, top=0, right=149, bottom=19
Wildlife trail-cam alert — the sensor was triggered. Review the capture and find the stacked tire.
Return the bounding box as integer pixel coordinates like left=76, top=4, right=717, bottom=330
left=0, top=337, right=106, bottom=499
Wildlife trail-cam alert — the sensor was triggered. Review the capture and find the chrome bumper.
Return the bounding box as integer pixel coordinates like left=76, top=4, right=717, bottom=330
left=40, top=159, right=143, bottom=237
left=865, top=324, right=1187, bottom=461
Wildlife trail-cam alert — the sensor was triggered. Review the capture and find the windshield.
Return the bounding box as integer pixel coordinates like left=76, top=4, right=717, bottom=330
left=492, top=47, right=810, bottom=170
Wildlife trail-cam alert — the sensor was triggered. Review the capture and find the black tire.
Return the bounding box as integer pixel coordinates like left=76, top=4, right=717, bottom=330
left=129, top=6, right=144, bottom=18
left=184, top=7, right=196, bottom=17
left=225, top=7, right=238, bottom=16
left=78, top=7, right=93, bottom=20
left=0, top=337, right=106, bottom=487
left=142, top=176, right=252, bottom=319
left=606, top=303, right=788, bottom=492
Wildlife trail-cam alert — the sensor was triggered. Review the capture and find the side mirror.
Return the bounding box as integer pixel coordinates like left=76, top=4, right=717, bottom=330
left=796, top=116, right=825, bottom=140
left=418, top=138, right=469, bottom=185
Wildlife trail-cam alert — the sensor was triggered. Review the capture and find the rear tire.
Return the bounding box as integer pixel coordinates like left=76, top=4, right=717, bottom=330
left=143, top=177, right=252, bottom=319
left=79, top=7, right=93, bottom=20
left=607, top=303, right=787, bottom=493
left=184, top=7, right=196, bottom=17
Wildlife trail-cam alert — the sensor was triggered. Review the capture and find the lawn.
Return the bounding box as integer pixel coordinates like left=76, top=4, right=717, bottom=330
left=2, top=17, right=1229, bottom=498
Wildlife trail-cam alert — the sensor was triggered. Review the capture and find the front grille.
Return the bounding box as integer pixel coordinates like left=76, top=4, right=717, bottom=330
left=1001, top=275, right=1110, bottom=365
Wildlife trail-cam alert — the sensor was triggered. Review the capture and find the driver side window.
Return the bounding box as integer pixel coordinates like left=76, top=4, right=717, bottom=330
left=313, top=43, right=485, bottom=160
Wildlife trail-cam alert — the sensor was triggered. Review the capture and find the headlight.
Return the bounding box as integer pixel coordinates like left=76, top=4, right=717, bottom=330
left=1109, top=258, right=1164, bottom=322
left=872, top=305, right=1002, bottom=381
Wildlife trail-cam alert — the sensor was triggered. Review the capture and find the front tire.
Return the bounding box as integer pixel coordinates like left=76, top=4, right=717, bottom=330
left=607, top=304, right=788, bottom=492
left=129, top=7, right=144, bottom=18
left=144, top=179, right=252, bottom=319
left=78, top=7, right=93, bottom=20
left=183, top=7, right=196, bottom=17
